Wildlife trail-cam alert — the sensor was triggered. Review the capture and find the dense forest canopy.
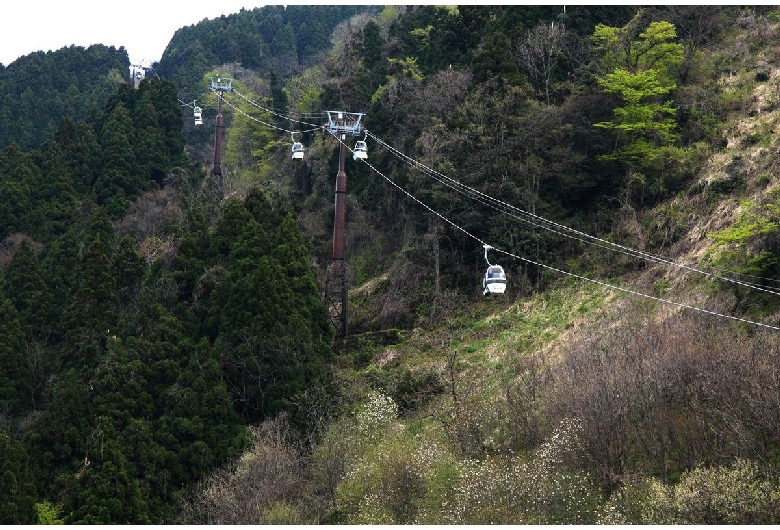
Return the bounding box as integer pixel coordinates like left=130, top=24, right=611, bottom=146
left=0, top=44, right=129, bottom=151
left=3, top=4, right=780, bottom=525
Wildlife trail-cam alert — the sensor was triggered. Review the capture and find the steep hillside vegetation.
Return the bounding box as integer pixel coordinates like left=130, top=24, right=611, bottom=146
left=3, top=5, right=780, bottom=525
left=173, top=6, right=780, bottom=524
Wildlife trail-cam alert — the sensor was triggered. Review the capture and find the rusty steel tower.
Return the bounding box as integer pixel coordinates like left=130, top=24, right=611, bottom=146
left=324, top=110, right=365, bottom=338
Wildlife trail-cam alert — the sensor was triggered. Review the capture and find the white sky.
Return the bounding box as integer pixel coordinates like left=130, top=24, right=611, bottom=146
left=2, top=1, right=270, bottom=67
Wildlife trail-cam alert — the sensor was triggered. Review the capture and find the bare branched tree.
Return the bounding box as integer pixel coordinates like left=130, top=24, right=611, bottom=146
left=175, top=414, right=311, bottom=524
left=513, top=21, right=567, bottom=105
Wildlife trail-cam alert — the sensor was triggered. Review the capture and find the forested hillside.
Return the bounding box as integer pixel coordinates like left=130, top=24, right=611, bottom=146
left=0, top=45, right=129, bottom=150
left=3, top=5, right=780, bottom=525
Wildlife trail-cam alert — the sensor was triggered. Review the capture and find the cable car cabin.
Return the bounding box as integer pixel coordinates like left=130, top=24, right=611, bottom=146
left=482, top=265, right=507, bottom=296
left=291, top=142, right=304, bottom=160
left=194, top=106, right=203, bottom=125
left=353, top=140, right=368, bottom=160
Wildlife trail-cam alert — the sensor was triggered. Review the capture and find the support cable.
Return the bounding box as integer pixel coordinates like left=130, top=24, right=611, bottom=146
left=220, top=95, right=322, bottom=135
left=367, top=131, right=780, bottom=296
left=338, top=130, right=780, bottom=332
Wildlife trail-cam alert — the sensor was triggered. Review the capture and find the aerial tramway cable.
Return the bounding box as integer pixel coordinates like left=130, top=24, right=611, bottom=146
left=166, top=81, right=780, bottom=330
left=367, top=130, right=780, bottom=297
left=332, top=130, right=780, bottom=332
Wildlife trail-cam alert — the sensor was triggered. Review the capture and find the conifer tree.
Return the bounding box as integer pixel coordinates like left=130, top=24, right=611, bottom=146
left=95, top=103, right=141, bottom=217
left=5, top=238, right=54, bottom=341
left=0, top=429, right=37, bottom=524
left=24, top=369, right=92, bottom=499
left=33, top=140, right=79, bottom=240
left=61, top=235, right=117, bottom=371
left=0, top=272, right=30, bottom=414
left=133, top=88, right=170, bottom=186
left=66, top=422, right=149, bottom=524
left=0, top=144, right=36, bottom=238
left=215, top=191, right=332, bottom=421
left=112, top=235, right=145, bottom=307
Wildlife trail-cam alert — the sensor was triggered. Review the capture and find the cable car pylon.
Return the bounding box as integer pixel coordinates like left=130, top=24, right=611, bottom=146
left=324, top=110, right=366, bottom=338
left=210, top=77, right=233, bottom=182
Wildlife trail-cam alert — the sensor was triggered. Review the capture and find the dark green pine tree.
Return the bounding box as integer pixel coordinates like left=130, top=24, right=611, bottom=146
left=61, top=121, right=101, bottom=195
left=31, top=140, right=79, bottom=241
left=299, top=21, right=330, bottom=59
left=0, top=428, right=38, bottom=524
left=43, top=228, right=83, bottom=331
left=60, top=234, right=117, bottom=371
left=66, top=421, right=149, bottom=524
left=269, top=71, right=289, bottom=127
left=157, top=338, right=247, bottom=487
left=213, top=198, right=266, bottom=258
left=471, top=31, right=522, bottom=86
left=84, top=337, right=162, bottom=519
left=95, top=103, right=141, bottom=218
left=145, top=78, right=186, bottom=168
left=112, top=235, right=145, bottom=307
left=5, top=238, right=55, bottom=342
left=360, top=20, right=385, bottom=73
left=0, top=143, right=36, bottom=239
left=215, top=191, right=333, bottom=421
left=271, top=22, right=298, bottom=61
left=86, top=206, right=116, bottom=249
left=24, top=369, right=92, bottom=500
left=0, top=272, right=31, bottom=415
left=132, top=88, right=170, bottom=187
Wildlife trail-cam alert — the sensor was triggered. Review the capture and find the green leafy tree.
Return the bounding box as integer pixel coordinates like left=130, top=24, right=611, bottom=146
left=591, top=14, right=686, bottom=202
left=592, top=13, right=684, bottom=76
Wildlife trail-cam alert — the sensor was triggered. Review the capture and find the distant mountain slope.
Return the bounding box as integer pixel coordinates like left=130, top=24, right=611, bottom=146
left=155, top=5, right=377, bottom=96
left=0, top=45, right=129, bottom=150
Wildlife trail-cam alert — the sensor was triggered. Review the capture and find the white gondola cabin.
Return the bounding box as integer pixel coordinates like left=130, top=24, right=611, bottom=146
left=482, top=245, right=507, bottom=296
left=353, top=140, right=368, bottom=160
left=194, top=106, right=203, bottom=125
left=291, top=141, right=304, bottom=160
left=483, top=265, right=507, bottom=295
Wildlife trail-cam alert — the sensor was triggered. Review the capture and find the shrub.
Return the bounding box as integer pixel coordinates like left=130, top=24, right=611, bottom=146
left=442, top=419, right=600, bottom=524
left=601, top=459, right=780, bottom=524
left=175, top=416, right=310, bottom=524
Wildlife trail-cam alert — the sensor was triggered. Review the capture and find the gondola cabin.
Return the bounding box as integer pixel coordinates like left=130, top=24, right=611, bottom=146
left=353, top=140, right=368, bottom=160
left=482, top=265, right=507, bottom=296
left=194, top=106, right=203, bottom=125
left=291, top=141, right=304, bottom=160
